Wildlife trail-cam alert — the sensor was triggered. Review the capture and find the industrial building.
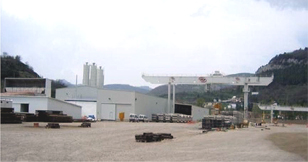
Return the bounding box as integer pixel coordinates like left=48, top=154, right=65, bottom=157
left=1, top=78, right=82, bottom=119
left=55, top=63, right=209, bottom=121
left=56, top=86, right=209, bottom=121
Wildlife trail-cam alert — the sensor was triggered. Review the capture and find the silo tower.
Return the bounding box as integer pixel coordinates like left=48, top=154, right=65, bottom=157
left=97, top=66, right=104, bottom=88
left=82, top=62, right=90, bottom=86
left=90, top=63, right=97, bottom=87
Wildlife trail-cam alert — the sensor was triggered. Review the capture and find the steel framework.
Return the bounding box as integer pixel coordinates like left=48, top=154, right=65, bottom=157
left=142, top=73, right=274, bottom=119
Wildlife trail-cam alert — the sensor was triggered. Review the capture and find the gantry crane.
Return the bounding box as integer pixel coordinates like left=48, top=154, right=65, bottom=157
left=142, top=71, right=273, bottom=120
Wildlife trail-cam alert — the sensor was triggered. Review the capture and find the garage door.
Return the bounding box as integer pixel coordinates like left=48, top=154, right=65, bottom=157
left=67, top=101, right=96, bottom=117
left=175, top=104, right=192, bottom=115
left=116, top=104, right=133, bottom=120
left=101, top=104, right=116, bottom=120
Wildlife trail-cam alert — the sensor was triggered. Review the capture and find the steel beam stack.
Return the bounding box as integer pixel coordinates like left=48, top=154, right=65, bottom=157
left=0, top=108, right=22, bottom=124
left=36, top=110, right=73, bottom=123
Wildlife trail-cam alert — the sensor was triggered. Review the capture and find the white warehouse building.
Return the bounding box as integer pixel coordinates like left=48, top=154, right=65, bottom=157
left=1, top=78, right=82, bottom=119
left=56, top=86, right=209, bottom=121
left=0, top=96, right=82, bottom=119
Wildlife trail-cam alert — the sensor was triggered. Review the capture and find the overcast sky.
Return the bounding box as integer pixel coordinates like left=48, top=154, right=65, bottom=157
left=1, top=0, right=308, bottom=88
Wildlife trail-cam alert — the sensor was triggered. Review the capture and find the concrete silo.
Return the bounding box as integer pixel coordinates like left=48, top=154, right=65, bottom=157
left=89, top=63, right=97, bottom=87
left=82, top=62, right=90, bottom=86
left=97, top=66, right=104, bottom=88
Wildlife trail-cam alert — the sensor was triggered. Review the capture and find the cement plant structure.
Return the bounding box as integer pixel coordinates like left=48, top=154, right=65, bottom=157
left=83, top=62, right=104, bottom=88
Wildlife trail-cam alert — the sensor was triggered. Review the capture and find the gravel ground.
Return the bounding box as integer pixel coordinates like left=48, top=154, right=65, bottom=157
left=1, top=122, right=307, bottom=161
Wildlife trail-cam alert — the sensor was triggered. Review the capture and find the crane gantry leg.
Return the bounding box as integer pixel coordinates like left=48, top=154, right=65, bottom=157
left=168, top=82, right=171, bottom=113
left=173, top=84, right=175, bottom=113
left=243, top=83, right=250, bottom=120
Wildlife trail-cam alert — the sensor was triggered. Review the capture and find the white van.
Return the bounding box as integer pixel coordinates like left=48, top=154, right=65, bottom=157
left=138, top=114, right=148, bottom=122
left=129, top=113, right=139, bottom=122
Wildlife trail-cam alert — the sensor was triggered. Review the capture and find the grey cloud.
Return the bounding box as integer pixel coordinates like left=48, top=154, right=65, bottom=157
left=260, top=0, right=308, bottom=10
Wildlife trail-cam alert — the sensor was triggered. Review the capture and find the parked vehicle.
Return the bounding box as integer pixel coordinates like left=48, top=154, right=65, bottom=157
left=139, top=114, right=149, bottom=122
left=87, top=115, right=95, bottom=121
left=129, top=113, right=139, bottom=122
left=144, top=116, right=149, bottom=122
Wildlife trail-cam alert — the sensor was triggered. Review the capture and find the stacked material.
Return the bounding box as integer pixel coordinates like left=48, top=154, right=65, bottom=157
left=202, top=115, right=231, bottom=130
left=1, top=108, right=22, bottom=124
left=151, top=114, right=158, bottom=122
left=165, top=114, right=172, bottom=122
left=220, top=111, right=233, bottom=116
left=152, top=113, right=192, bottom=123
left=157, top=114, right=165, bottom=122
left=45, top=123, right=60, bottom=128
left=221, top=111, right=244, bottom=125
left=135, top=132, right=173, bottom=142
left=15, top=113, right=37, bottom=122
left=36, top=110, right=73, bottom=123
left=233, top=111, right=244, bottom=125
left=171, top=114, right=178, bottom=122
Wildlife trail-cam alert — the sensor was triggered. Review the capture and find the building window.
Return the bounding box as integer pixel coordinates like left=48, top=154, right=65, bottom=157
left=20, top=104, right=29, bottom=112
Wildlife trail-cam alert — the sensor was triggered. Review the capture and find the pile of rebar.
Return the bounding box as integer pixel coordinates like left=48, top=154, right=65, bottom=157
left=0, top=108, right=22, bottom=124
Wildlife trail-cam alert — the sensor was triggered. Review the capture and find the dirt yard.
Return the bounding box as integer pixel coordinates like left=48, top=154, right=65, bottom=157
left=1, top=122, right=307, bottom=161
left=267, top=132, right=307, bottom=161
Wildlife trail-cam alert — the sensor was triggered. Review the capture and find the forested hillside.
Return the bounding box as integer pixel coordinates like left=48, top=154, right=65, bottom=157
left=254, top=47, right=308, bottom=106
left=1, top=53, right=40, bottom=80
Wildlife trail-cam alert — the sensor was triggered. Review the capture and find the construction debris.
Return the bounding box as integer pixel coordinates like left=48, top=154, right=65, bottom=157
left=135, top=132, right=173, bottom=142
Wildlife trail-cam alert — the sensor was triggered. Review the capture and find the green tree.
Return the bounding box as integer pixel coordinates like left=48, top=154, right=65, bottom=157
left=196, top=98, right=205, bottom=107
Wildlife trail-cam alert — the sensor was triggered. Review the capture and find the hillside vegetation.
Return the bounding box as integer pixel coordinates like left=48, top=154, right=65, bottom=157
left=254, top=47, right=308, bottom=106
left=1, top=53, right=40, bottom=80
